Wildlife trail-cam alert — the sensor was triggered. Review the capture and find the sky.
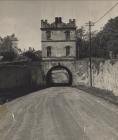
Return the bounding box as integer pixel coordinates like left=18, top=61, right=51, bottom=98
left=0, top=0, right=118, bottom=50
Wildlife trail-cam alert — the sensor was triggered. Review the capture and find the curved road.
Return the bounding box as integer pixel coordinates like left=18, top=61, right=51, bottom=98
left=0, top=87, right=118, bottom=140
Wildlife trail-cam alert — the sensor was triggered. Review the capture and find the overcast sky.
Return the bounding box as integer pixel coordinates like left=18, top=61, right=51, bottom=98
left=0, top=0, right=118, bottom=50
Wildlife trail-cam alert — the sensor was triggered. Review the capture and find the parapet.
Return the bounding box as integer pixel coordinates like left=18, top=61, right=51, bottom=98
left=41, top=17, right=76, bottom=29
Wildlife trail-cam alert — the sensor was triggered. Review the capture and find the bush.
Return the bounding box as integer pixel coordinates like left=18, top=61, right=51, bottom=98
left=23, top=51, right=41, bottom=61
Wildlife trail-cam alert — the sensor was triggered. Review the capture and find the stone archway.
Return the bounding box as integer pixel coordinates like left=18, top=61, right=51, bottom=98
left=46, top=65, right=72, bottom=87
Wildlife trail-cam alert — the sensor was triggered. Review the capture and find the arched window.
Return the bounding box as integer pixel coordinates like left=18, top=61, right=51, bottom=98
left=65, top=46, right=70, bottom=56
left=65, top=31, right=70, bottom=40
left=47, top=46, right=51, bottom=57
left=46, top=31, right=51, bottom=40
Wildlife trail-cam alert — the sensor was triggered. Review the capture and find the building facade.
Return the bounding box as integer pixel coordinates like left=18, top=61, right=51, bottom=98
left=41, top=17, right=77, bottom=60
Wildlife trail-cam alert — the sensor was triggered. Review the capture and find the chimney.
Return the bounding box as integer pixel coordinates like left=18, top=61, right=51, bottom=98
left=45, top=20, right=47, bottom=23
left=73, top=19, right=75, bottom=23
left=41, top=20, right=44, bottom=26
left=69, top=19, right=72, bottom=23
left=58, top=17, right=62, bottom=23
left=55, top=17, right=58, bottom=24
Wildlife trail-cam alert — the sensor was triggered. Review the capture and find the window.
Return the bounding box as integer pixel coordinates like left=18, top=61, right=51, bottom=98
left=46, top=31, right=51, bottom=40
left=65, top=46, right=70, bottom=56
left=65, top=31, right=70, bottom=40
left=47, top=46, right=51, bottom=57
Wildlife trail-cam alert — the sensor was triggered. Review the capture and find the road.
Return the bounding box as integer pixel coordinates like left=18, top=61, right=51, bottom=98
left=0, top=87, right=118, bottom=140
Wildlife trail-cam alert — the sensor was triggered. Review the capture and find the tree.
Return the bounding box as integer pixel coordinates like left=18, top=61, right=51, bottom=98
left=0, top=36, right=16, bottom=61
left=76, top=26, right=90, bottom=58
left=94, top=17, right=118, bottom=58
left=78, top=16, right=118, bottom=59
left=0, top=34, right=20, bottom=61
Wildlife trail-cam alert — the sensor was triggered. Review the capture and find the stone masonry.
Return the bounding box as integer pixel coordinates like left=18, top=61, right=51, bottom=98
left=41, top=17, right=77, bottom=84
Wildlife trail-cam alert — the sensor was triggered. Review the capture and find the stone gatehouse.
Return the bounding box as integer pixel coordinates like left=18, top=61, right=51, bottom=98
left=41, top=17, right=78, bottom=85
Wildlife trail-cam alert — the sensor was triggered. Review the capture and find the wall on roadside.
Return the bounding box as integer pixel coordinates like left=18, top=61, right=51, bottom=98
left=2, top=59, right=118, bottom=96
left=0, top=65, right=30, bottom=89
left=0, top=62, right=45, bottom=90
left=30, top=62, right=46, bottom=88
left=73, top=59, right=118, bottom=96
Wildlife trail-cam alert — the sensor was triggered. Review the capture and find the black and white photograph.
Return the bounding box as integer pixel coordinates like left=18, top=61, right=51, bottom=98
left=0, top=0, right=118, bottom=139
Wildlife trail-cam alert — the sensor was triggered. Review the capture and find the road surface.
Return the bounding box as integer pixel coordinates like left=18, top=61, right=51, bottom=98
left=0, top=87, right=118, bottom=140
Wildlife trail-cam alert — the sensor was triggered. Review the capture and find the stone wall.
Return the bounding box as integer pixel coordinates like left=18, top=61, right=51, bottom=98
left=0, top=65, right=30, bottom=89
left=41, top=18, right=76, bottom=59
left=42, top=30, right=76, bottom=41
left=42, top=60, right=76, bottom=85
left=0, top=62, right=45, bottom=90
left=42, top=41, right=76, bottom=57
left=74, top=59, right=118, bottom=96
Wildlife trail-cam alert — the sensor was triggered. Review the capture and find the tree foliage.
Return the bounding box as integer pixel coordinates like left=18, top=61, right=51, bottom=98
left=0, top=35, right=18, bottom=61
left=77, top=16, right=118, bottom=59
left=23, top=47, right=41, bottom=61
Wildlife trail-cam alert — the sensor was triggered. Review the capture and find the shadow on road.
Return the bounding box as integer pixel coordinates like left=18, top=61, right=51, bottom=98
left=75, top=85, right=118, bottom=106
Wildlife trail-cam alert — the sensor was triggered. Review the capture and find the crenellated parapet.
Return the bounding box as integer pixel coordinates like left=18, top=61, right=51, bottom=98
left=41, top=17, right=76, bottom=30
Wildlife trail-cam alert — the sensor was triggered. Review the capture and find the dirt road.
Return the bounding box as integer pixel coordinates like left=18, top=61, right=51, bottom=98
left=0, top=87, right=118, bottom=140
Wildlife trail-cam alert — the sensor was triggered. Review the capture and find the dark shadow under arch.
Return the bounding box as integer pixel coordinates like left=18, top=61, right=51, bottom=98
left=46, top=65, right=72, bottom=87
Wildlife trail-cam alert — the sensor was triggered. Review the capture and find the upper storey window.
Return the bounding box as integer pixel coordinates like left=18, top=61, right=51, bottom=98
left=65, top=46, right=70, bottom=56
left=65, top=31, right=70, bottom=40
left=46, top=31, right=51, bottom=40
left=47, top=46, right=51, bottom=57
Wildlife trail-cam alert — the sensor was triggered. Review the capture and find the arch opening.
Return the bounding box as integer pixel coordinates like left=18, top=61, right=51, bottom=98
left=46, top=65, right=72, bottom=87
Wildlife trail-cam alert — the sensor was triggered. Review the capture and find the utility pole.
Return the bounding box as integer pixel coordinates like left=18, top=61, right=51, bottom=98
left=86, top=21, right=94, bottom=87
